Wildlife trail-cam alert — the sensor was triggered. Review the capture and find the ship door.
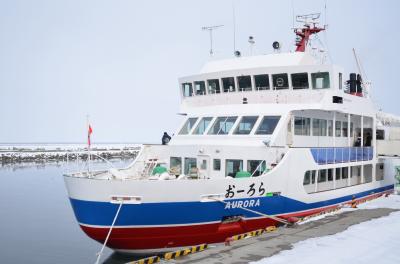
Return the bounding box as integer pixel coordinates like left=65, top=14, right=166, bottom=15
left=197, top=155, right=210, bottom=179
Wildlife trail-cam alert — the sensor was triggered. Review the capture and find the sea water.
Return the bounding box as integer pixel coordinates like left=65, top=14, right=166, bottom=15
left=0, top=159, right=134, bottom=264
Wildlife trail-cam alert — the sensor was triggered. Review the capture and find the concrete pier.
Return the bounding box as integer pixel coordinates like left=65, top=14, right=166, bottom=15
left=171, top=208, right=397, bottom=264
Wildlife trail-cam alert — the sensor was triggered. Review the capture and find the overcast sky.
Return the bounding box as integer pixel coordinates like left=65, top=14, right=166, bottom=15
left=0, top=0, right=399, bottom=144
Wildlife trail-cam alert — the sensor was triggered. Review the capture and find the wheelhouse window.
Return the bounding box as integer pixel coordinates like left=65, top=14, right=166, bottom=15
left=193, top=117, right=213, bottom=135
left=247, top=160, right=265, bottom=176
left=312, top=72, right=330, bottom=89
left=179, top=117, right=198, bottom=135
left=342, top=167, right=348, bottom=179
left=335, top=167, right=341, bottom=180
left=318, top=169, right=327, bottom=183
left=254, top=74, right=270, bottom=90
left=170, top=157, right=182, bottom=175
left=294, top=117, right=311, bottom=136
left=304, top=170, right=316, bottom=186
left=182, top=83, right=193, bottom=97
left=335, top=121, right=342, bottom=137
left=350, top=122, right=354, bottom=137
left=291, top=73, right=309, bottom=89
left=184, top=157, right=197, bottom=175
left=312, top=119, right=319, bottom=136
left=234, top=116, right=258, bottom=135
left=225, top=159, right=243, bottom=177
left=303, top=171, right=311, bottom=185
left=222, top=77, right=235, bottom=93
left=213, top=159, right=221, bottom=171
left=194, top=81, right=206, bottom=95
left=328, top=169, right=333, bottom=181
left=208, top=116, right=238, bottom=135
left=377, top=129, right=385, bottom=140
left=312, top=119, right=327, bottom=136
left=255, top=116, right=281, bottom=135
left=238, top=75, right=252, bottom=91
left=303, top=170, right=317, bottom=187
left=207, top=79, right=220, bottom=94
left=342, top=121, right=348, bottom=137
left=320, top=119, right=327, bottom=136
left=272, top=73, right=289, bottom=89
left=328, top=120, right=333, bottom=136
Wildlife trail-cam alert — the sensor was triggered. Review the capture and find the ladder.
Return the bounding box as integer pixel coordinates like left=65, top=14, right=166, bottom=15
left=142, top=158, right=158, bottom=177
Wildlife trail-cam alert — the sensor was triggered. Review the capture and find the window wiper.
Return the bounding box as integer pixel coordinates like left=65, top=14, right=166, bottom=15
left=216, top=117, right=230, bottom=135
left=251, top=160, right=265, bottom=177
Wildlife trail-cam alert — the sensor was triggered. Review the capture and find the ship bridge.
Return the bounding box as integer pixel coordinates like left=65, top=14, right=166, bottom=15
left=178, top=52, right=347, bottom=112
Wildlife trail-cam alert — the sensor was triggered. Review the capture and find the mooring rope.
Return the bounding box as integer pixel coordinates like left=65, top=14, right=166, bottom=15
left=95, top=201, right=124, bottom=264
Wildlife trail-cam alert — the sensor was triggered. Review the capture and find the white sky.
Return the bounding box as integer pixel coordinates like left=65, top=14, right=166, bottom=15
left=0, top=0, right=399, bottom=144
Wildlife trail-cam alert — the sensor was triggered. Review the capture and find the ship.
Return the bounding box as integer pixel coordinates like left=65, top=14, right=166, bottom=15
left=63, top=14, right=400, bottom=254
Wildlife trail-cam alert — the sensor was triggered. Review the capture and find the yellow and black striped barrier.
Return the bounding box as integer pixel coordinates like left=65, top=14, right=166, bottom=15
left=231, top=228, right=265, bottom=241
left=265, top=225, right=277, bottom=232
left=127, top=244, right=208, bottom=264
left=297, top=206, right=343, bottom=223
left=163, top=244, right=208, bottom=260
left=126, top=255, right=160, bottom=264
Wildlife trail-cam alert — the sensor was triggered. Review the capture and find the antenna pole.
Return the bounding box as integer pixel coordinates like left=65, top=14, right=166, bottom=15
left=352, top=48, right=363, bottom=77
left=209, top=30, right=213, bottom=56
left=352, top=48, right=369, bottom=97
left=202, top=25, right=224, bottom=57
left=232, top=0, right=237, bottom=53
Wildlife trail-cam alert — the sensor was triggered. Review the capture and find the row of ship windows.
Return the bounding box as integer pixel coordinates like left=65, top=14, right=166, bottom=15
left=170, top=157, right=266, bottom=177
left=182, top=72, right=331, bottom=97
left=295, top=117, right=355, bottom=137
left=179, top=116, right=281, bottom=135
left=303, top=164, right=384, bottom=193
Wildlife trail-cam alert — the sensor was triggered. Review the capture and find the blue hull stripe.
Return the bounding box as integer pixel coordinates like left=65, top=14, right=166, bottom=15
left=69, top=185, right=393, bottom=226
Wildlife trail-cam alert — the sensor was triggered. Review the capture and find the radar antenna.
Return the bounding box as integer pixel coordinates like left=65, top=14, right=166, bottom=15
left=294, top=13, right=325, bottom=52
left=202, top=25, right=224, bottom=56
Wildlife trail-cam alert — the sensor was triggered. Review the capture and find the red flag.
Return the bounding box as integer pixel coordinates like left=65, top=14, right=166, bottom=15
left=88, top=125, right=93, bottom=147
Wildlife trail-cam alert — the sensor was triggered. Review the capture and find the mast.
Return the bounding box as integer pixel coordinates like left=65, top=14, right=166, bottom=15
left=294, top=13, right=325, bottom=52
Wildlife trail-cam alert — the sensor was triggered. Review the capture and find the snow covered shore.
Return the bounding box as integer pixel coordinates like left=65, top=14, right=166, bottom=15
left=252, top=195, right=400, bottom=264
left=0, top=143, right=140, bottom=164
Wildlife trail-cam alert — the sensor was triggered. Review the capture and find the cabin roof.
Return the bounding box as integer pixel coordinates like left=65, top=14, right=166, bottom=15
left=200, top=52, right=318, bottom=74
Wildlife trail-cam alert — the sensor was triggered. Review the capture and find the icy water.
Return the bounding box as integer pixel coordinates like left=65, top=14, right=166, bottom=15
left=0, top=160, right=137, bottom=264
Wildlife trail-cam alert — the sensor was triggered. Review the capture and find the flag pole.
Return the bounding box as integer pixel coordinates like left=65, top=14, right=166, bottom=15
left=87, top=115, right=91, bottom=176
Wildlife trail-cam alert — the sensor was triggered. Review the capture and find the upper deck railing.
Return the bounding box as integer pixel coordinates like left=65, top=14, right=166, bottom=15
left=181, top=89, right=326, bottom=108
left=310, top=147, right=373, bottom=165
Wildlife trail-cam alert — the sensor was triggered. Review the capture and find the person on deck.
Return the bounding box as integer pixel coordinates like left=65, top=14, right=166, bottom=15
left=365, top=132, right=372, bottom=147
left=162, top=132, right=171, bottom=145
left=354, top=133, right=362, bottom=147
